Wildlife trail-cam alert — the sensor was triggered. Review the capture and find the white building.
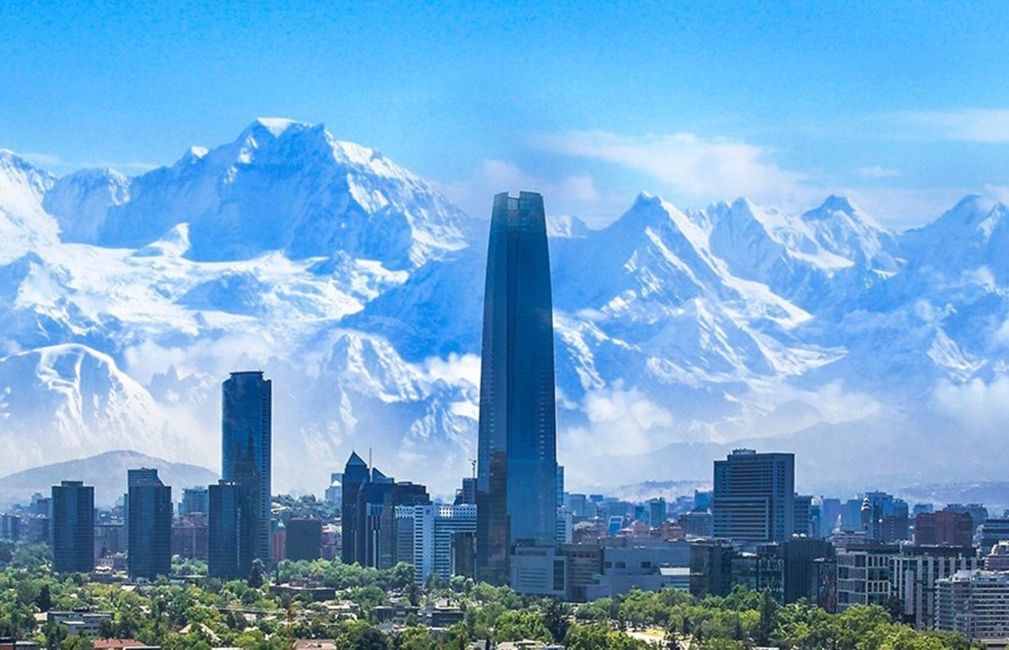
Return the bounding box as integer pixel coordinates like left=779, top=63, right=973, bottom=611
left=892, top=546, right=980, bottom=629
left=936, top=570, right=1009, bottom=641
left=401, top=504, right=477, bottom=585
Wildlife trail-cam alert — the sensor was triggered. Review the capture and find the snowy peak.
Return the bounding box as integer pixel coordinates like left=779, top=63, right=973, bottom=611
left=44, top=167, right=131, bottom=243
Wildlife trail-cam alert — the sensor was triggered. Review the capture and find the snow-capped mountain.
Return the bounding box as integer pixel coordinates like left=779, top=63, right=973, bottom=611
left=1, top=119, right=1008, bottom=495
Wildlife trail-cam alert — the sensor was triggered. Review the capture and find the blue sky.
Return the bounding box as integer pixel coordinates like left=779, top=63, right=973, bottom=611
left=2, top=1, right=1008, bottom=228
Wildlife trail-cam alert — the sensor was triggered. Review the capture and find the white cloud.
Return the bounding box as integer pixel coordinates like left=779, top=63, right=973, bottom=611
left=855, top=165, right=899, bottom=178
left=900, top=108, right=1009, bottom=143
left=423, top=352, right=481, bottom=388
left=561, top=381, right=675, bottom=457
left=536, top=130, right=810, bottom=205
left=934, top=375, right=1009, bottom=431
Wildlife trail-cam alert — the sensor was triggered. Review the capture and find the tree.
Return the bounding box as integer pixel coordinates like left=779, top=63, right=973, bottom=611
left=36, top=583, right=52, bottom=611
left=756, top=589, right=778, bottom=645
left=543, top=599, right=570, bottom=642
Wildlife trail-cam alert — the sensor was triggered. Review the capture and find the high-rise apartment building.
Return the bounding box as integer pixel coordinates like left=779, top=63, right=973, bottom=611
left=712, top=449, right=795, bottom=544
left=222, top=371, right=272, bottom=573
left=936, top=570, right=1009, bottom=640
left=476, top=191, right=559, bottom=585
left=892, top=545, right=980, bottom=629
left=405, top=503, right=478, bottom=585
left=51, top=480, right=94, bottom=573
left=127, top=469, right=172, bottom=580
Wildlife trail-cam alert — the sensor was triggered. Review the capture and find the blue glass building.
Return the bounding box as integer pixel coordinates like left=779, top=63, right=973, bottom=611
left=51, top=480, right=94, bottom=574
left=222, top=371, right=272, bottom=575
left=476, top=191, right=559, bottom=584
left=208, top=479, right=241, bottom=579
left=127, top=468, right=172, bottom=580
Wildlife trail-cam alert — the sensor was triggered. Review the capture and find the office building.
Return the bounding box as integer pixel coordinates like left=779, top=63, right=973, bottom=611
left=892, top=545, right=980, bottom=629
left=286, top=518, right=322, bottom=561
left=127, top=469, right=172, bottom=580
left=324, top=473, right=342, bottom=506
left=731, top=546, right=785, bottom=603
left=913, top=510, right=974, bottom=546
left=406, top=503, right=478, bottom=584
left=589, top=542, right=691, bottom=599
left=781, top=538, right=834, bottom=604
left=712, top=449, right=795, bottom=544
left=208, top=480, right=241, bottom=578
left=476, top=192, right=559, bottom=585
left=860, top=492, right=910, bottom=542
left=454, top=477, right=477, bottom=506
left=179, top=487, right=209, bottom=516
left=819, top=497, right=842, bottom=537
left=794, top=494, right=813, bottom=537
left=836, top=543, right=898, bottom=611
left=222, top=371, right=272, bottom=569
left=648, top=498, right=667, bottom=528
left=978, top=518, right=1009, bottom=552
left=51, top=480, right=94, bottom=573
left=509, top=545, right=566, bottom=597
left=172, top=513, right=208, bottom=560
left=340, top=453, right=431, bottom=569
left=936, top=570, right=1009, bottom=640
left=341, top=452, right=370, bottom=564
left=689, top=540, right=736, bottom=598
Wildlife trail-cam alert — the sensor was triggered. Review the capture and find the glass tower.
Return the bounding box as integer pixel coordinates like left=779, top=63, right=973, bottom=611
left=52, top=480, right=94, bottom=574
left=127, top=468, right=172, bottom=580
left=476, top=191, right=558, bottom=584
left=222, top=371, right=272, bottom=575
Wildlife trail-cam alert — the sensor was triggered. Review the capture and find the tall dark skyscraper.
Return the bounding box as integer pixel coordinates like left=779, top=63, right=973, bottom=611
left=127, top=468, right=172, bottom=580
left=208, top=480, right=241, bottom=579
left=476, top=191, right=559, bottom=585
left=51, top=480, right=94, bottom=574
left=222, top=371, right=272, bottom=573
left=341, top=451, right=370, bottom=565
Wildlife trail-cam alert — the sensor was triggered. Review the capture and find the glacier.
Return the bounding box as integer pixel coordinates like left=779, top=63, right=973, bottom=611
left=1, top=120, right=1008, bottom=497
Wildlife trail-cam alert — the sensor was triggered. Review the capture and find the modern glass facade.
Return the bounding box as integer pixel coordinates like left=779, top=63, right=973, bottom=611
left=222, top=371, right=272, bottom=574
left=208, top=479, right=241, bottom=579
left=51, top=480, right=94, bottom=574
left=476, top=191, right=559, bottom=585
left=127, top=468, right=172, bottom=580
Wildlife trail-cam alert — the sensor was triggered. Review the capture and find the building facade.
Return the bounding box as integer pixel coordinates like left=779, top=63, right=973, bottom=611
left=476, top=191, right=559, bottom=585
left=222, top=371, right=272, bottom=570
left=51, top=480, right=94, bottom=574
left=127, top=469, right=172, bottom=580
left=936, top=570, right=1009, bottom=640
left=891, top=545, right=980, bottom=629
left=712, top=449, right=795, bottom=544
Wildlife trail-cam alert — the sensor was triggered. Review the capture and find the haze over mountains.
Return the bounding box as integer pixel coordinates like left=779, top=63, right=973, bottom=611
left=1, top=118, right=1007, bottom=497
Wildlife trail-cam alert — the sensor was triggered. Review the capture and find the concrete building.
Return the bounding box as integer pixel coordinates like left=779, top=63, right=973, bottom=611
left=979, top=518, right=1009, bottom=552
left=509, top=545, right=566, bottom=598
left=836, top=543, right=898, bottom=611
left=712, top=449, right=795, bottom=544
left=892, top=545, right=981, bottom=629
left=936, top=570, right=1009, bottom=641
left=781, top=538, right=835, bottom=604
left=171, top=513, right=208, bottom=560
left=913, top=510, right=974, bottom=546
left=405, top=503, right=477, bottom=585
left=51, top=480, right=94, bottom=574
left=986, top=541, right=1009, bottom=571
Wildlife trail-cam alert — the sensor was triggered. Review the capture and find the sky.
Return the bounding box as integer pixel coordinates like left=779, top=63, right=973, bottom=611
left=2, top=1, right=1008, bottom=229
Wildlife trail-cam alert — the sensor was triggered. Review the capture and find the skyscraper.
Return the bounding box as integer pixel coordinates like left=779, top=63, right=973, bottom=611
left=340, top=452, right=370, bottom=564
left=208, top=480, right=241, bottom=579
left=712, top=449, right=795, bottom=544
left=476, top=191, right=559, bottom=584
left=222, top=371, right=272, bottom=573
left=51, top=480, right=94, bottom=574
left=127, top=469, right=172, bottom=580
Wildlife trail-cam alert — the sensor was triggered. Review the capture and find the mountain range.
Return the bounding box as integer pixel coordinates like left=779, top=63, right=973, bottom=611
left=1, top=118, right=1008, bottom=500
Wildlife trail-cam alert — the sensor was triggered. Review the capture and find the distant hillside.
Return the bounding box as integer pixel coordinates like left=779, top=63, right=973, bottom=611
left=0, top=449, right=217, bottom=507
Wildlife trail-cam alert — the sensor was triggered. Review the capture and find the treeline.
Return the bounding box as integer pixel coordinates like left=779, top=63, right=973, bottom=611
left=0, top=545, right=982, bottom=649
